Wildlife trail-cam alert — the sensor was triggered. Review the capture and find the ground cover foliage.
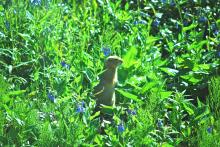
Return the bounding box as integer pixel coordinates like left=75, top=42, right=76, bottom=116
left=0, top=0, right=220, bottom=146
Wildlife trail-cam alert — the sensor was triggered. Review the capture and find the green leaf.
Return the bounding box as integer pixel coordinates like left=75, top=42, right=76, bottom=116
left=0, top=5, right=4, bottom=11
left=101, top=105, right=114, bottom=114
left=34, top=71, right=39, bottom=81
left=146, top=36, right=159, bottom=45
left=141, top=82, right=158, bottom=94
left=160, top=91, right=172, bottom=99
left=182, top=23, right=197, bottom=32
left=123, top=46, right=137, bottom=68
left=8, top=90, right=26, bottom=96
left=188, top=40, right=208, bottom=51
left=161, top=142, right=174, bottom=147
left=127, top=76, right=146, bottom=85
left=18, top=33, right=32, bottom=41
left=198, top=64, right=210, bottom=70
left=116, top=89, right=143, bottom=103
left=1, top=95, right=10, bottom=103
left=89, top=111, right=100, bottom=120
left=180, top=74, right=201, bottom=84
left=160, top=67, right=179, bottom=76
left=182, top=103, right=194, bottom=115
left=193, top=106, right=210, bottom=123
left=197, top=98, right=205, bottom=107
left=14, top=60, right=36, bottom=68
left=94, top=135, right=103, bottom=145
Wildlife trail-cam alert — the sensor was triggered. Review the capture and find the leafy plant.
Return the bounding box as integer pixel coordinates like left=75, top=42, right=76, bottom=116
left=207, top=77, right=220, bottom=119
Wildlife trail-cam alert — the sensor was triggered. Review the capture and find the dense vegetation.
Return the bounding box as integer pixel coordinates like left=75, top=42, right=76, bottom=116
left=0, top=0, right=220, bottom=146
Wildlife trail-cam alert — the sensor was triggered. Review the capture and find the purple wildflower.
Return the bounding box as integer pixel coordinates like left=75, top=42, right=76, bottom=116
left=207, top=126, right=213, bottom=133
left=211, top=23, right=218, bottom=31
left=214, top=30, right=219, bottom=36
left=127, top=109, right=137, bottom=115
left=183, top=21, right=188, bottom=27
left=133, top=21, right=138, bottom=25
left=167, top=83, right=174, bottom=88
left=117, top=124, right=125, bottom=133
left=76, top=105, right=85, bottom=113
left=198, top=16, right=207, bottom=23
left=217, top=51, right=220, bottom=57
left=48, top=93, right=56, bottom=103
left=102, top=47, right=111, bottom=56
left=61, top=61, right=70, bottom=69
left=157, top=120, right=163, bottom=128
left=76, top=101, right=86, bottom=113
left=153, top=19, right=160, bottom=27
left=175, top=23, right=180, bottom=30
left=170, top=0, right=176, bottom=6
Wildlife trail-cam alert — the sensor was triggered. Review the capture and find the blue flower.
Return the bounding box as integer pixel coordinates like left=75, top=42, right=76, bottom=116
left=117, top=124, right=125, bottom=133
left=5, top=21, right=10, bottom=31
left=214, top=30, right=219, bottom=35
left=211, top=23, right=218, bottom=30
left=61, top=61, right=70, bottom=69
left=207, top=126, right=213, bottom=133
left=102, top=47, right=111, bottom=56
left=30, top=0, right=41, bottom=6
left=198, top=16, right=207, bottom=23
left=217, top=51, right=220, bottom=57
left=127, top=109, right=137, bottom=115
left=157, top=120, right=163, bottom=128
left=48, top=93, right=56, bottom=103
left=167, top=83, right=174, bottom=88
left=76, top=105, right=85, bottom=113
left=133, top=21, right=138, bottom=25
left=170, top=0, right=176, bottom=6
left=161, top=0, right=166, bottom=4
left=76, top=101, right=86, bottom=113
left=175, top=23, right=181, bottom=32
left=152, top=19, right=160, bottom=27
left=183, top=21, right=188, bottom=27
left=175, top=23, right=180, bottom=29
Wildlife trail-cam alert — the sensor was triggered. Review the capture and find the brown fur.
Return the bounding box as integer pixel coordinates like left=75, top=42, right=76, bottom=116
left=93, top=56, right=123, bottom=107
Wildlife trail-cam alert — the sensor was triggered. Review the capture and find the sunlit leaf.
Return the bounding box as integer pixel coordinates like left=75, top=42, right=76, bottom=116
left=160, top=67, right=179, bottom=76
left=123, top=46, right=137, bottom=68
left=116, top=89, right=143, bottom=103
left=141, top=82, right=158, bottom=94
left=182, top=103, right=194, bottom=115
left=18, top=33, right=32, bottom=41
left=146, top=36, right=160, bottom=45
left=182, top=23, right=197, bottom=32
left=8, top=90, right=26, bottom=96
left=193, top=106, right=210, bottom=123
left=89, top=111, right=100, bottom=120
left=180, top=74, right=202, bottom=84
left=160, top=91, right=172, bottom=99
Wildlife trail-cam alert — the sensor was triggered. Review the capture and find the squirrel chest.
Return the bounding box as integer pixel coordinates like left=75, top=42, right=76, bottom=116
left=95, top=68, right=118, bottom=106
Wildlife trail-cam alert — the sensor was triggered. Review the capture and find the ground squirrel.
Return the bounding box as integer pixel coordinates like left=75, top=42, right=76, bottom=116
left=93, top=56, right=123, bottom=109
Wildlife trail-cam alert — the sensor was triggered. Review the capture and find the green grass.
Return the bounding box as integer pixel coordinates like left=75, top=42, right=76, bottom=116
left=0, top=0, right=220, bottom=146
left=207, top=77, right=220, bottom=119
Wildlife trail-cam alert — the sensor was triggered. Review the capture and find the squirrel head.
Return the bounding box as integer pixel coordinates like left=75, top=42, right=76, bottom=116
left=105, top=56, right=123, bottom=69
